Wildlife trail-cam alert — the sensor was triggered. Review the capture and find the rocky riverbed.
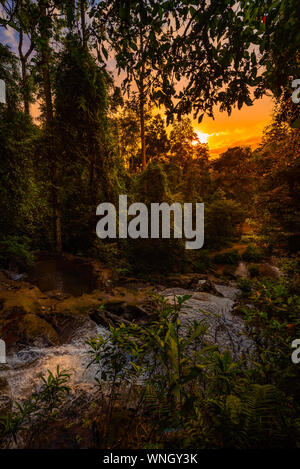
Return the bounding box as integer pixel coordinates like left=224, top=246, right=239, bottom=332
left=0, top=254, right=281, bottom=447
left=0, top=281, right=250, bottom=406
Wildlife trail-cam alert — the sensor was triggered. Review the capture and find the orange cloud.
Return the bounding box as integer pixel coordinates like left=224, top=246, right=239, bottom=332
left=194, top=95, right=274, bottom=156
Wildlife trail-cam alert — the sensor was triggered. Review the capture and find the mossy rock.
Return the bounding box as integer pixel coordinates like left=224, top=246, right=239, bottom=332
left=0, top=307, right=59, bottom=351
left=196, top=280, right=223, bottom=297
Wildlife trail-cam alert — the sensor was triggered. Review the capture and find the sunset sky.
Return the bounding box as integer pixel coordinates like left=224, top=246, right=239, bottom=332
left=1, top=25, right=275, bottom=157
left=193, top=94, right=274, bottom=156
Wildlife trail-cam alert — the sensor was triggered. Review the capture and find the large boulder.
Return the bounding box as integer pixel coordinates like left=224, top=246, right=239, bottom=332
left=0, top=306, right=60, bottom=352
left=40, top=309, right=91, bottom=343
left=0, top=304, right=96, bottom=352
left=196, top=279, right=224, bottom=296
left=159, top=274, right=206, bottom=290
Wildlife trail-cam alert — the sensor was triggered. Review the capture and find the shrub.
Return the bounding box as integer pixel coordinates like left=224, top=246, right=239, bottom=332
left=249, top=265, right=259, bottom=278
left=240, top=273, right=300, bottom=423
left=0, top=236, right=34, bottom=271
left=205, top=192, right=245, bottom=248
left=126, top=237, right=185, bottom=274
left=213, top=249, right=241, bottom=265
left=134, top=162, right=171, bottom=204
left=242, top=244, right=263, bottom=262
left=90, top=239, right=132, bottom=274
left=0, top=366, right=70, bottom=448
left=237, top=277, right=252, bottom=296
left=127, top=162, right=185, bottom=274
left=185, top=249, right=211, bottom=273
left=87, top=293, right=298, bottom=448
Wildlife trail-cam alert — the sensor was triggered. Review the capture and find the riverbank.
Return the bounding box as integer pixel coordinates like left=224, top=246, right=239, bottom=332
left=0, top=252, right=284, bottom=448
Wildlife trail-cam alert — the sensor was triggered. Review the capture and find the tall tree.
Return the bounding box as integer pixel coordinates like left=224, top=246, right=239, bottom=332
left=80, top=0, right=87, bottom=46
left=37, top=0, right=62, bottom=252
left=145, top=114, right=169, bottom=162
left=256, top=116, right=300, bottom=252
left=1, top=0, right=41, bottom=114
left=91, top=0, right=172, bottom=169
left=240, top=0, right=300, bottom=98
left=211, top=146, right=257, bottom=210
left=53, top=35, right=120, bottom=250
left=0, top=0, right=19, bottom=27
left=163, top=0, right=300, bottom=121
left=114, top=97, right=141, bottom=171
left=169, top=117, right=199, bottom=168
left=16, top=0, right=37, bottom=115
left=0, top=44, right=39, bottom=247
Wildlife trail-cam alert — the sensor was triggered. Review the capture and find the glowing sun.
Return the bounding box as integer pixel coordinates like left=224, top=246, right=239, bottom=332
left=192, top=131, right=209, bottom=145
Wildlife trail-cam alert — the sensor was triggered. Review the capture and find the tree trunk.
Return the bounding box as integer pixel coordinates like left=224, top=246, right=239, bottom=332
left=139, top=28, right=146, bottom=170
left=140, top=88, right=146, bottom=170
left=18, top=30, right=30, bottom=115
left=17, top=1, right=32, bottom=116
left=89, top=140, right=96, bottom=204
left=80, top=0, right=87, bottom=46
left=40, top=1, right=62, bottom=253
left=51, top=164, right=62, bottom=253
left=21, top=58, right=30, bottom=115
left=41, top=48, right=53, bottom=124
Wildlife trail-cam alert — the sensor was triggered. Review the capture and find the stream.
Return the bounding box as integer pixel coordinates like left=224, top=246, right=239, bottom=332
left=0, top=256, right=282, bottom=418
left=3, top=322, right=107, bottom=403
left=26, top=254, right=97, bottom=297
left=1, top=278, right=255, bottom=407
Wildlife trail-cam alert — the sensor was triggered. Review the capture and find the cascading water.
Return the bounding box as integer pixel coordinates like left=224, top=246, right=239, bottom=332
left=161, top=282, right=254, bottom=359
left=1, top=280, right=255, bottom=410
left=3, top=322, right=108, bottom=403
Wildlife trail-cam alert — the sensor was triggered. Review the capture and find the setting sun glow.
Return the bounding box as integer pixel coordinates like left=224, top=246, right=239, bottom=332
left=193, top=131, right=210, bottom=145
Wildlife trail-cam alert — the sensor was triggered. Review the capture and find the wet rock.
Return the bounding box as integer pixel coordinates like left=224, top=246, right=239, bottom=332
left=234, top=262, right=249, bottom=278
left=26, top=252, right=118, bottom=298
left=2, top=270, right=25, bottom=281
left=160, top=274, right=207, bottom=290
left=214, top=283, right=241, bottom=301
left=105, top=301, right=150, bottom=321
left=39, top=310, right=92, bottom=343
left=258, top=263, right=281, bottom=279
left=0, top=282, right=48, bottom=315
left=89, top=300, right=152, bottom=328
left=62, top=253, right=119, bottom=289
left=196, top=279, right=223, bottom=296
left=0, top=304, right=97, bottom=350
left=0, top=306, right=59, bottom=352
left=161, top=286, right=255, bottom=359
left=89, top=307, right=130, bottom=328
left=223, top=265, right=239, bottom=279
left=234, top=261, right=281, bottom=280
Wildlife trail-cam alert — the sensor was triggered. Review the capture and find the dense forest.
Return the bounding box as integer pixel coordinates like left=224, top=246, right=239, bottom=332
left=0, top=0, right=300, bottom=450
